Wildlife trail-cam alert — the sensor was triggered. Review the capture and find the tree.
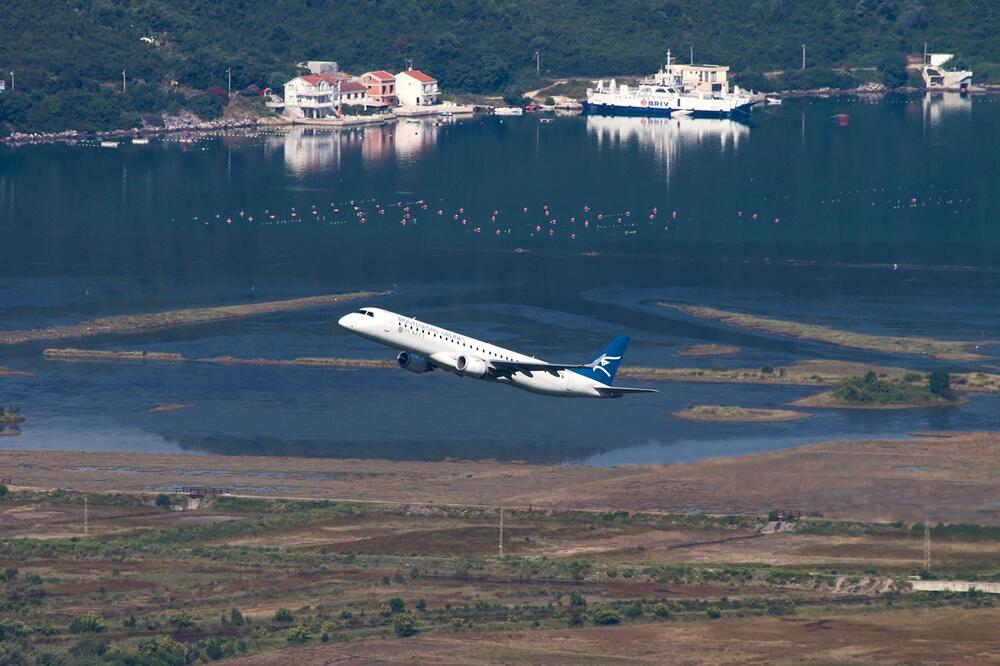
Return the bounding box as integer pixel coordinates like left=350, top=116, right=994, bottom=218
left=879, top=55, right=908, bottom=88
left=155, top=494, right=173, bottom=509
left=927, top=371, right=953, bottom=398
left=502, top=86, right=525, bottom=106
left=393, top=612, right=417, bottom=637
left=273, top=608, right=294, bottom=623
left=706, top=605, right=722, bottom=619
left=230, top=608, right=245, bottom=626
left=624, top=601, right=643, bottom=618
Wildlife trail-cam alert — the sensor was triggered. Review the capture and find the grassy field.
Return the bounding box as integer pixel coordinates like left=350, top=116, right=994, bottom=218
left=1, top=486, right=998, bottom=665
left=0, top=291, right=388, bottom=346
left=672, top=405, right=811, bottom=422
left=661, top=302, right=995, bottom=362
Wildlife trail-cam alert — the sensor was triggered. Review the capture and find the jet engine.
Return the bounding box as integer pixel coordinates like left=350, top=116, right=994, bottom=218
left=397, top=351, right=432, bottom=373
left=456, top=355, right=489, bottom=378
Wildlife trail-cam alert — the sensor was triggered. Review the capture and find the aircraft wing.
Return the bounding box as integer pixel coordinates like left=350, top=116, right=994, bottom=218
left=489, top=360, right=593, bottom=373
left=593, top=386, right=658, bottom=396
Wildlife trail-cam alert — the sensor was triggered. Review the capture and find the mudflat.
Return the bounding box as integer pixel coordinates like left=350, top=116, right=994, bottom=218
left=3, top=431, right=999, bottom=524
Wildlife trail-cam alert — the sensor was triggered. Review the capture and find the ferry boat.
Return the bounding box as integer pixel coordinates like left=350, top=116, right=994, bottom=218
left=584, top=50, right=756, bottom=118
left=494, top=107, right=524, bottom=116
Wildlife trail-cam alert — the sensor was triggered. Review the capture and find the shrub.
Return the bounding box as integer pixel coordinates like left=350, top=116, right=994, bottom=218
left=168, top=611, right=193, bottom=628
left=229, top=608, right=245, bottom=626
left=415, top=598, right=426, bottom=611
left=653, top=603, right=670, bottom=618
left=568, top=609, right=584, bottom=626
left=593, top=608, right=620, bottom=625
left=155, top=494, right=173, bottom=509
left=286, top=625, right=311, bottom=643
left=381, top=597, right=406, bottom=616
left=761, top=365, right=775, bottom=374
left=70, top=612, right=105, bottom=633
left=569, top=591, right=587, bottom=609
left=393, top=612, right=417, bottom=637
left=706, top=606, right=722, bottom=619
left=273, top=608, right=294, bottom=623
left=0, top=485, right=8, bottom=498
left=624, top=601, right=642, bottom=619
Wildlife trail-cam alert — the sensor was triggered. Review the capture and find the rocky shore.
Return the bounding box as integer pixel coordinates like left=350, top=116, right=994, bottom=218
left=1, top=110, right=263, bottom=146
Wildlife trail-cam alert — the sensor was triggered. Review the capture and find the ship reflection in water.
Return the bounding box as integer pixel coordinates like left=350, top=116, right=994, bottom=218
left=586, top=114, right=748, bottom=182
left=268, top=120, right=442, bottom=176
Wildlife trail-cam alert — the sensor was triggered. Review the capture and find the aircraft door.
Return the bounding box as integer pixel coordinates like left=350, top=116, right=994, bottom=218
left=383, top=313, right=393, bottom=332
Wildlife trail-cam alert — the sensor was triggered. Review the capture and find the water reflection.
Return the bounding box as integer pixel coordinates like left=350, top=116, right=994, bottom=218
left=922, top=91, right=972, bottom=128
left=586, top=115, right=748, bottom=181
left=394, top=120, right=440, bottom=163
left=267, top=120, right=442, bottom=176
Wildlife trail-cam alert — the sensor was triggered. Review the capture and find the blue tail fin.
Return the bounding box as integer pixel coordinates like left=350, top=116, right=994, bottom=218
left=573, top=336, right=629, bottom=385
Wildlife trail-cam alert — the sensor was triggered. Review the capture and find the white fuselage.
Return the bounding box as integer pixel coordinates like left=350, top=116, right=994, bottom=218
left=338, top=307, right=614, bottom=397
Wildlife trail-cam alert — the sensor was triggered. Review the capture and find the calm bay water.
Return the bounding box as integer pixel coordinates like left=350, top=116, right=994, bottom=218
left=1, top=93, right=999, bottom=465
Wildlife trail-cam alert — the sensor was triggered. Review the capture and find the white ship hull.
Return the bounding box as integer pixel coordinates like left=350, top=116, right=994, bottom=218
left=585, top=89, right=753, bottom=118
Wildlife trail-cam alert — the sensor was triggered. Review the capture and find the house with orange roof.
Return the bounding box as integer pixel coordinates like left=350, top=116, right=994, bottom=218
left=396, top=69, right=440, bottom=106
left=362, top=71, right=397, bottom=106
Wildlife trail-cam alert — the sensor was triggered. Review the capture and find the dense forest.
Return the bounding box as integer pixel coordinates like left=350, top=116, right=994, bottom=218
left=1, top=0, right=998, bottom=134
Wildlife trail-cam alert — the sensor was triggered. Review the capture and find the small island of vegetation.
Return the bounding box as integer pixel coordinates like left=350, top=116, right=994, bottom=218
left=677, top=344, right=740, bottom=358
left=672, top=405, right=811, bottom=423
left=792, top=370, right=962, bottom=409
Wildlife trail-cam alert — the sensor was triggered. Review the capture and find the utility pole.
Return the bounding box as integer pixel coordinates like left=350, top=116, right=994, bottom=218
left=227, top=67, right=232, bottom=96
left=801, top=44, right=806, bottom=70
left=84, top=493, right=89, bottom=536
left=534, top=51, right=540, bottom=76
left=498, top=507, right=504, bottom=556
left=8, top=71, right=13, bottom=91
left=122, top=69, right=126, bottom=93
left=923, top=516, right=931, bottom=571
left=690, top=45, right=694, bottom=65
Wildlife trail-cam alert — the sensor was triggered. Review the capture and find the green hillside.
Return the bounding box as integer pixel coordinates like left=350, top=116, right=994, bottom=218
left=1, top=0, right=998, bottom=133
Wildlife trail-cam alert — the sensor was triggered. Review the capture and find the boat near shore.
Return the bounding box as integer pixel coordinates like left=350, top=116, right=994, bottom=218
left=584, top=50, right=757, bottom=118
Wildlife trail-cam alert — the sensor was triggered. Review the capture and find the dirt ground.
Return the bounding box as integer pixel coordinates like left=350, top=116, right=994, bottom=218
left=2, top=431, right=999, bottom=524
left=224, top=606, right=1000, bottom=665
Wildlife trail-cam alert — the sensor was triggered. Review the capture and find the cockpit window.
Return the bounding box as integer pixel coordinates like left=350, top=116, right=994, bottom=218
left=355, top=309, right=367, bottom=314
left=354, top=309, right=376, bottom=317
left=367, top=311, right=375, bottom=317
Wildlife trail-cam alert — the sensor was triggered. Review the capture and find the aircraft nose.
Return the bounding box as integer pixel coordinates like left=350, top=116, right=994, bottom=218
left=338, top=314, right=354, bottom=330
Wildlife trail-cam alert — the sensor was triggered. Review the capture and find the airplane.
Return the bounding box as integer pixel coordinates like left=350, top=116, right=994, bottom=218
left=338, top=307, right=657, bottom=398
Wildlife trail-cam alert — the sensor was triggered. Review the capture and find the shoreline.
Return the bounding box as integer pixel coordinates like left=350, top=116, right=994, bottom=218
left=789, top=391, right=967, bottom=410
left=0, top=290, right=389, bottom=346
left=660, top=302, right=993, bottom=362
left=5, top=85, right=997, bottom=147
left=33, top=351, right=1000, bottom=394
left=1, top=431, right=998, bottom=522
left=671, top=405, right=811, bottom=422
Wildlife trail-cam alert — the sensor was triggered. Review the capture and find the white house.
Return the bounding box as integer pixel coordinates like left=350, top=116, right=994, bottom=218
left=921, top=53, right=972, bottom=89
left=283, top=74, right=342, bottom=119
left=395, top=70, right=440, bottom=106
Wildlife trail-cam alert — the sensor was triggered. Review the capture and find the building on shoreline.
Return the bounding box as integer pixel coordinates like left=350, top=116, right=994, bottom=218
left=283, top=74, right=342, bottom=119
left=362, top=71, right=398, bottom=106
left=921, top=53, right=972, bottom=90
left=396, top=69, right=440, bottom=106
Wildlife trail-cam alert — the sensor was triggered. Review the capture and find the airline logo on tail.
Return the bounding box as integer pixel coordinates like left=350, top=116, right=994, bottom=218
left=591, top=354, right=622, bottom=378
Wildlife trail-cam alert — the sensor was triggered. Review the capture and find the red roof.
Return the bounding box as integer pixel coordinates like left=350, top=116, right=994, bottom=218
left=300, top=74, right=339, bottom=86
left=339, top=81, right=367, bottom=93
left=400, top=70, right=436, bottom=83
left=365, top=70, right=395, bottom=81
